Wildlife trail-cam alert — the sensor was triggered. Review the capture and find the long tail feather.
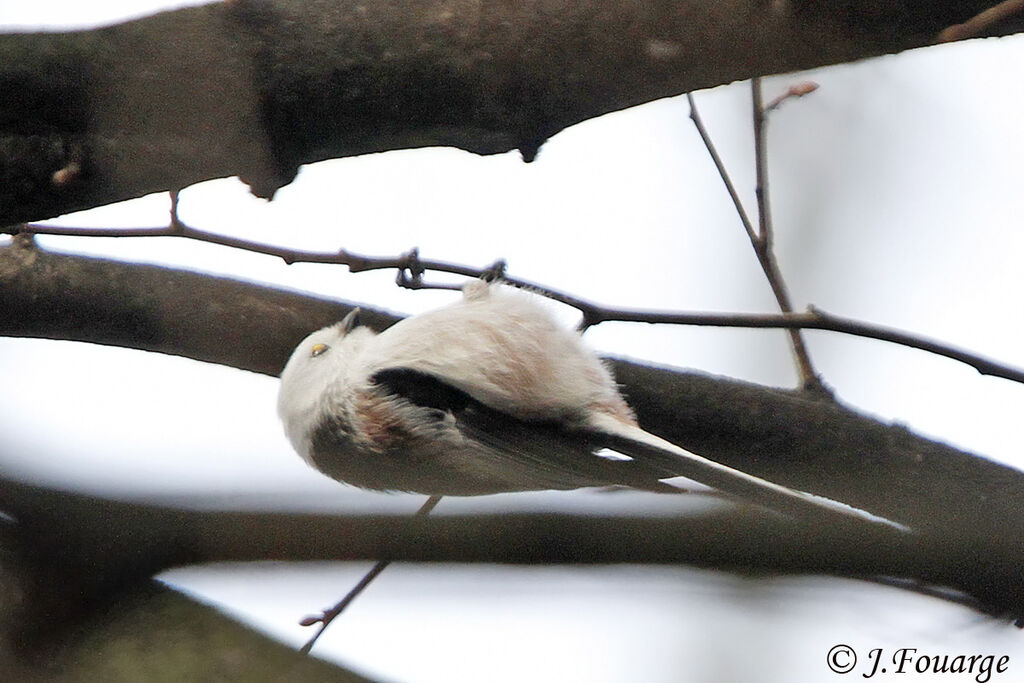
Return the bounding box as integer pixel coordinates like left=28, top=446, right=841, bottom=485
left=589, top=414, right=909, bottom=532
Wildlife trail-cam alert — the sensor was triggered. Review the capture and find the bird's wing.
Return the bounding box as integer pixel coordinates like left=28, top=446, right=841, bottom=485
left=369, top=368, right=909, bottom=533
left=367, top=368, right=678, bottom=495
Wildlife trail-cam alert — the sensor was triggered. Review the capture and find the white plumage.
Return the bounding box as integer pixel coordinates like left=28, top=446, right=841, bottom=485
left=278, top=281, right=902, bottom=527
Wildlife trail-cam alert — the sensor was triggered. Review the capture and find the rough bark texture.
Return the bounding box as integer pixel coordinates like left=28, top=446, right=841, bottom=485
left=2, top=0, right=1022, bottom=223
left=0, top=551, right=374, bottom=682
left=0, top=238, right=1019, bottom=532
left=2, top=239, right=1023, bottom=603
left=0, top=475, right=1016, bottom=605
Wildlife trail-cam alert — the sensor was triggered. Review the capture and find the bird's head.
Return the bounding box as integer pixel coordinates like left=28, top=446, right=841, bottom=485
left=277, top=308, right=375, bottom=456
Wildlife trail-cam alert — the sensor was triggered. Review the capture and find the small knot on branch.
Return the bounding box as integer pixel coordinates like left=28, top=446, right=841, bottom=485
left=480, top=259, right=507, bottom=282
left=9, top=229, right=39, bottom=251
left=395, top=247, right=425, bottom=289
left=298, top=614, right=324, bottom=627
left=577, top=309, right=606, bottom=333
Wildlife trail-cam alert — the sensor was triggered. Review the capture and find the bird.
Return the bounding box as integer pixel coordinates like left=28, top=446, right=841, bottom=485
left=278, top=280, right=898, bottom=527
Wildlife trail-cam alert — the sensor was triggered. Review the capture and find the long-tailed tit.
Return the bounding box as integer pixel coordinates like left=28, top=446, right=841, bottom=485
left=278, top=281, right=898, bottom=526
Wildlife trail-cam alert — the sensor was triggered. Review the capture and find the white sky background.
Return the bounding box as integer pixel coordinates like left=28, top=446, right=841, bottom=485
left=3, top=2, right=1024, bottom=682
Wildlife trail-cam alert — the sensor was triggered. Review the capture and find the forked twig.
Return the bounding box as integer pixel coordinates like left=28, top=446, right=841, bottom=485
left=687, top=81, right=824, bottom=393
left=750, top=78, right=822, bottom=391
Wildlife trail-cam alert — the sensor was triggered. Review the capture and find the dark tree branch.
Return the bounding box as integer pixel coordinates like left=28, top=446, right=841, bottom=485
left=1, top=546, right=376, bottom=681
left=2, top=242, right=1024, bottom=629
left=0, top=476, right=1020, bottom=622
left=2, top=240, right=1024, bottom=538
left=1, top=0, right=1021, bottom=224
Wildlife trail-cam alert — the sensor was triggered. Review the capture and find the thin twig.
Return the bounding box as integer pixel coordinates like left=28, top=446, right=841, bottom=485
left=10, top=219, right=579, bottom=309
left=590, top=306, right=1024, bottom=386
left=687, top=84, right=823, bottom=392
left=751, top=78, right=773, bottom=248
left=10, top=221, right=484, bottom=282
left=298, top=495, right=442, bottom=655
left=7, top=222, right=1024, bottom=385
left=750, top=78, right=822, bottom=391
left=686, top=93, right=758, bottom=245
left=763, top=82, right=819, bottom=114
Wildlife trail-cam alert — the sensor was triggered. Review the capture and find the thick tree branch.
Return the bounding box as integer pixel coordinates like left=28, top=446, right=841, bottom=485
left=1, top=0, right=1022, bottom=223
left=2, top=239, right=1023, bottom=539
left=0, top=234, right=399, bottom=376
left=0, top=476, right=1019, bottom=620
left=1, top=543, right=375, bottom=681
left=2, top=242, right=1024, bottom=632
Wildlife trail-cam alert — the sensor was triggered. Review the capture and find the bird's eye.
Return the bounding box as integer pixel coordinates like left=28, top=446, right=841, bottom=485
left=310, top=343, right=330, bottom=357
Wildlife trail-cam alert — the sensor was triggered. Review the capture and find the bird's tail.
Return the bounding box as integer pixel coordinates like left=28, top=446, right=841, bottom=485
left=589, top=413, right=909, bottom=532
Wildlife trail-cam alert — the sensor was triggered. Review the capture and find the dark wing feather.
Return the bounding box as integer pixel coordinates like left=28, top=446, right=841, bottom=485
left=370, top=368, right=678, bottom=494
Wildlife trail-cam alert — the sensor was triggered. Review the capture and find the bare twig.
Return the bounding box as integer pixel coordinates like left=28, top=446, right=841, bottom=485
left=6, top=222, right=1023, bottom=385
left=298, top=495, right=442, bottom=655
left=10, top=220, right=482, bottom=286
left=938, top=0, right=1024, bottom=42
left=751, top=79, right=774, bottom=248
left=10, top=216, right=573, bottom=309
left=687, top=83, right=823, bottom=392
left=750, top=78, right=822, bottom=391
left=685, top=93, right=758, bottom=245
left=599, top=306, right=1024, bottom=386
left=762, top=82, right=819, bottom=114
